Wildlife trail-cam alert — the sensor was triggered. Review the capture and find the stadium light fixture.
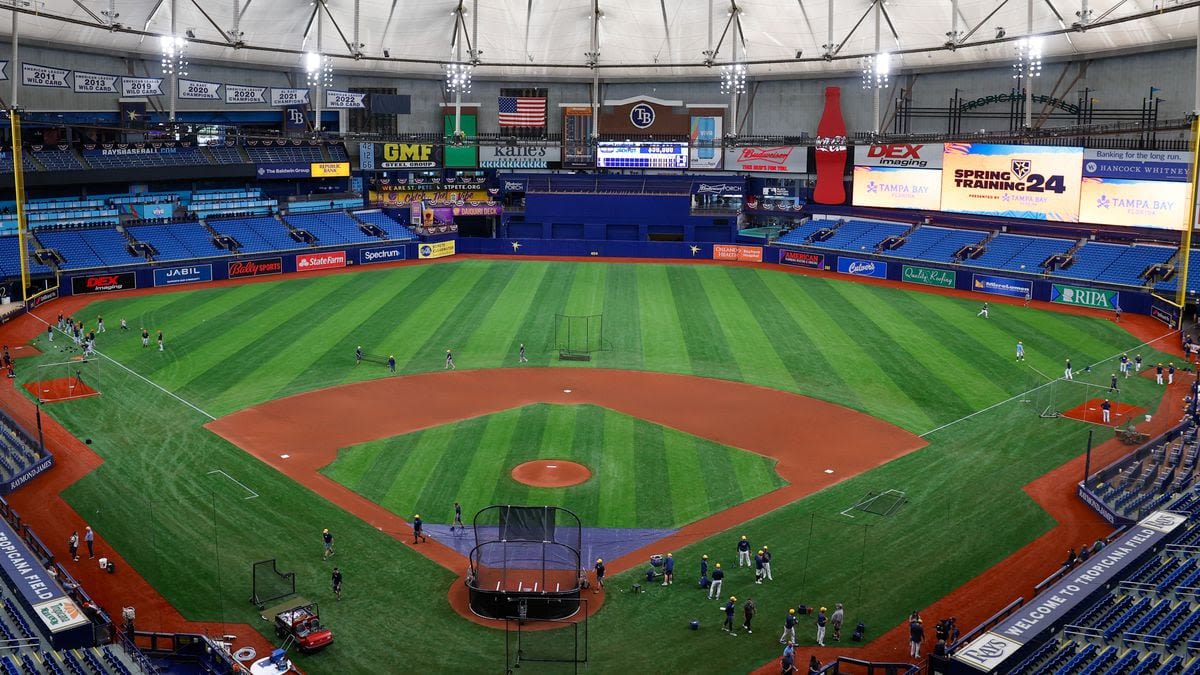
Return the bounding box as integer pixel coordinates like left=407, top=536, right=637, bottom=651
left=720, top=62, right=746, bottom=95
left=305, top=51, right=332, bottom=88
left=159, top=35, right=188, bottom=77
left=445, top=61, right=474, bottom=94
left=1012, top=36, right=1043, bottom=79
left=860, top=52, right=891, bottom=89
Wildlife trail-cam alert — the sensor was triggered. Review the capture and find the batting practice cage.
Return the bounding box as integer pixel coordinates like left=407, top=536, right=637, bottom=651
left=554, top=314, right=604, bottom=361
left=31, top=358, right=101, bottom=403
left=1030, top=368, right=1132, bottom=426
left=467, top=505, right=583, bottom=621
left=250, top=559, right=296, bottom=608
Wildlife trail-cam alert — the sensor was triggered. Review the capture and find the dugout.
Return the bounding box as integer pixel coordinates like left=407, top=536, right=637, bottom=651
left=466, top=505, right=583, bottom=621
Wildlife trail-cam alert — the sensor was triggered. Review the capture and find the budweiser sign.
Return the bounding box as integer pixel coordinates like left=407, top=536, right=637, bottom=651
left=228, top=258, right=283, bottom=279
left=296, top=251, right=346, bottom=272
left=725, top=145, right=807, bottom=173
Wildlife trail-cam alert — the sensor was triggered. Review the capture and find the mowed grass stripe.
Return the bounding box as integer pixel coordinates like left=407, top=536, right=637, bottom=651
left=697, top=268, right=793, bottom=386
left=767, top=274, right=933, bottom=429
left=822, top=282, right=981, bottom=419
left=635, top=265, right=689, bottom=374
left=731, top=268, right=852, bottom=405
left=600, top=264, right=643, bottom=369
left=186, top=274, right=364, bottom=412
left=355, top=433, right=421, bottom=504
left=633, top=421, right=670, bottom=527
left=499, top=405, right=552, bottom=507
left=665, top=266, right=741, bottom=381
left=456, top=409, right=523, bottom=511
left=695, top=435, right=745, bottom=514
left=511, top=263, right=578, bottom=364
left=461, top=262, right=551, bottom=367
left=661, top=426, right=711, bottom=526
left=379, top=426, right=455, bottom=518
left=414, top=415, right=490, bottom=521
left=403, top=262, right=519, bottom=371
left=529, top=404, right=580, bottom=510
left=597, top=411, right=636, bottom=528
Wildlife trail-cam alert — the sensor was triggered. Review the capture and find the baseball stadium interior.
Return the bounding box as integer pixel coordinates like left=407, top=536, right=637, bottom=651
left=4, top=1, right=1200, bottom=674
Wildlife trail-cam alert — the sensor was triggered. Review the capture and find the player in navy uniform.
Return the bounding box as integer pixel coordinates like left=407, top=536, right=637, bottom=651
left=754, top=550, right=766, bottom=584
left=662, top=552, right=675, bottom=585
left=708, top=563, right=724, bottom=600
left=1157, top=363, right=1165, bottom=385
left=737, top=535, right=752, bottom=567
left=355, top=346, right=363, bottom=364
left=723, top=597, right=738, bottom=634
left=1135, top=354, right=1144, bottom=373
left=780, top=608, right=798, bottom=644
left=445, top=349, right=455, bottom=370
left=519, top=343, right=528, bottom=363
left=412, top=514, right=427, bottom=544
left=1169, top=363, right=1177, bottom=385
left=157, top=330, right=164, bottom=352
left=594, top=558, right=606, bottom=593
left=141, top=328, right=150, bottom=348
left=387, top=355, right=396, bottom=374
left=331, top=567, right=343, bottom=601
left=1102, top=399, right=1112, bottom=424
left=1120, top=353, right=1130, bottom=378
left=699, top=554, right=710, bottom=588
left=977, top=302, right=989, bottom=318
left=762, top=545, right=773, bottom=580
left=322, top=528, right=334, bottom=559
left=816, top=607, right=829, bottom=646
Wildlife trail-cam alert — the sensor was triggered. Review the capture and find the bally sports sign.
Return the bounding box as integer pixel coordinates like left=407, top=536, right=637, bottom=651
left=296, top=251, right=346, bottom=272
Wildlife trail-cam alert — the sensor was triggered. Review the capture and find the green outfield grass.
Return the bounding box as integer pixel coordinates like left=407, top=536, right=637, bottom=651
left=20, top=259, right=1178, bottom=674
left=322, top=403, right=786, bottom=529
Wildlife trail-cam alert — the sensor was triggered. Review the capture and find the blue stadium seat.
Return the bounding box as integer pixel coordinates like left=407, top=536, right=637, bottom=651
left=208, top=216, right=304, bottom=254
left=351, top=211, right=417, bottom=241
left=897, top=226, right=987, bottom=262
left=126, top=222, right=224, bottom=262
left=284, top=212, right=378, bottom=245
left=807, top=219, right=910, bottom=253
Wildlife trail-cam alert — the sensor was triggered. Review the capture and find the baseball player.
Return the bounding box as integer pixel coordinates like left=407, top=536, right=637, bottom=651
left=46, top=324, right=52, bottom=342
left=1169, top=363, right=1177, bottom=385
left=707, top=563, right=724, bottom=600
left=445, top=349, right=455, bottom=370
left=1157, top=363, right=1165, bottom=385
left=519, top=343, right=528, bottom=363
left=451, top=501, right=464, bottom=532
left=1135, top=354, right=1144, bottom=373
left=331, top=567, right=343, bottom=601
left=762, top=545, right=773, bottom=581
left=1016, top=341, right=1025, bottom=361
left=120, top=318, right=128, bottom=331
left=1120, top=353, right=1130, bottom=378
left=157, top=330, right=164, bottom=352
left=412, top=514, right=427, bottom=544
left=723, top=596, right=738, bottom=634
left=68, top=531, right=79, bottom=562
left=816, top=607, right=829, bottom=646
left=97, top=315, right=105, bottom=333
left=1023, top=289, right=1031, bottom=307
left=699, top=554, right=709, bottom=589
left=780, top=608, right=798, bottom=645
left=1102, top=399, right=1112, bottom=424
left=831, top=603, right=845, bottom=641
left=1109, top=374, right=1119, bottom=393
left=355, top=346, right=363, bottom=364
left=322, top=528, right=334, bottom=559
left=737, top=535, right=751, bottom=567
left=594, top=558, right=605, bottom=592
left=388, top=355, right=396, bottom=374
left=141, top=328, right=149, bottom=348
left=662, top=553, right=675, bottom=585
left=1064, top=358, right=1074, bottom=380
left=754, top=550, right=766, bottom=584
left=977, top=302, right=989, bottom=318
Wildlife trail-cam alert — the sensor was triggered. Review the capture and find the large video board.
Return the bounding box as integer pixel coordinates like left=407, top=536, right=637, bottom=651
left=1079, top=177, right=1192, bottom=230
left=941, top=143, right=1083, bottom=221
left=852, top=166, right=942, bottom=210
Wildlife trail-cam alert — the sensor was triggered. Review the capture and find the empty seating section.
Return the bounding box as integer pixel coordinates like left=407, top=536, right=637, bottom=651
left=30, top=149, right=83, bottom=171
left=327, top=144, right=349, bottom=161
left=898, top=226, right=987, bottom=262
left=208, top=216, right=301, bottom=254
left=972, top=233, right=1074, bottom=272
left=352, top=211, right=416, bottom=240
left=810, top=220, right=910, bottom=253
left=245, top=145, right=324, bottom=163
left=0, top=238, right=50, bottom=276
left=0, top=152, right=37, bottom=174
left=126, top=222, right=221, bottom=261
left=188, top=190, right=277, bottom=219
left=83, top=147, right=207, bottom=169
left=284, top=212, right=377, bottom=245
left=34, top=228, right=137, bottom=269
left=776, top=219, right=835, bottom=246
left=287, top=198, right=364, bottom=214
left=1158, top=249, right=1200, bottom=295
left=207, top=145, right=247, bottom=164
left=1060, top=242, right=1168, bottom=283
left=1092, top=244, right=1176, bottom=286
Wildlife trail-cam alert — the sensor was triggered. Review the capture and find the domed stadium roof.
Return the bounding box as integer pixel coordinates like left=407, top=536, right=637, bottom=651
left=3, top=0, right=1196, bottom=80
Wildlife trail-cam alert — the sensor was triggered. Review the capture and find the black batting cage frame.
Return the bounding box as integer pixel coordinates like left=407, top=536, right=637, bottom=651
left=250, top=558, right=296, bottom=608
left=504, top=599, right=589, bottom=674
left=554, top=313, right=604, bottom=361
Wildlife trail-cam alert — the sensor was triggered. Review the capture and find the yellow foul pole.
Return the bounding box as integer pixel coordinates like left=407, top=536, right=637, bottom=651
left=1177, top=118, right=1200, bottom=325
left=9, top=109, right=28, bottom=304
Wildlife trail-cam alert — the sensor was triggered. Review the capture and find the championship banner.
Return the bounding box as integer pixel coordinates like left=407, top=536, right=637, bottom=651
left=270, top=88, right=310, bottom=106
left=855, top=143, right=943, bottom=169
left=0, top=61, right=8, bottom=81
left=22, top=63, right=70, bottom=88
left=178, top=79, right=221, bottom=100
left=942, top=143, right=1083, bottom=221
left=689, top=116, right=724, bottom=169
left=121, top=76, right=164, bottom=97
left=724, top=146, right=807, bottom=173
left=479, top=145, right=560, bottom=169
left=226, top=84, right=266, bottom=104
left=71, top=71, right=118, bottom=94
left=326, top=90, right=366, bottom=109
left=418, top=241, right=456, bottom=260
left=852, top=166, right=942, bottom=210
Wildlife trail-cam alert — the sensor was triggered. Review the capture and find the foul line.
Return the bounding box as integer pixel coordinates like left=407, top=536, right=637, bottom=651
left=918, top=328, right=1180, bottom=438
left=207, top=469, right=259, bottom=499
left=32, top=316, right=216, bottom=421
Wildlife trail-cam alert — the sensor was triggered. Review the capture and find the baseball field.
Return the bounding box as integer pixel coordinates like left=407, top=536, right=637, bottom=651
left=8, top=258, right=1177, bottom=673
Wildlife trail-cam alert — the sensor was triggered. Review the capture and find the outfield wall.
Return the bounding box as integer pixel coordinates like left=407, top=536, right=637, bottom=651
left=52, top=238, right=1165, bottom=320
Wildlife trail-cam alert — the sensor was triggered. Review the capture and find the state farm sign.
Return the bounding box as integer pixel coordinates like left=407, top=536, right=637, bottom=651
left=724, top=146, right=808, bottom=173
left=854, top=143, right=943, bottom=169
left=227, top=258, right=283, bottom=279
left=71, top=272, right=136, bottom=294
left=296, top=251, right=346, bottom=272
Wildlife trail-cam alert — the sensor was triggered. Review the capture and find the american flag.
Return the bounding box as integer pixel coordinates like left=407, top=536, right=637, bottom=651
left=498, top=95, right=547, bottom=128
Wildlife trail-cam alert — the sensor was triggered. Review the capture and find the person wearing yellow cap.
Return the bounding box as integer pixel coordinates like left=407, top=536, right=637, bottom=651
left=593, top=558, right=606, bottom=593
left=762, top=545, right=773, bottom=581
left=322, top=528, right=334, bottom=560
left=722, top=596, right=738, bottom=634
left=816, top=606, right=829, bottom=646
left=780, top=607, right=798, bottom=645
left=700, top=555, right=710, bottom=590
left=737, top=535, right=752, bottom=567
left=412, top=514, right=427, bottom=544
left=707, top=562, right=725, bottom=600
left=754, top=549, right=766, bottom=584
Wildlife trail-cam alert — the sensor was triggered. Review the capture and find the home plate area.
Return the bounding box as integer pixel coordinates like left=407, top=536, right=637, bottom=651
left=421, top=523, right=677, bottom=569
left=1061, top=398, right=1145, bottom=426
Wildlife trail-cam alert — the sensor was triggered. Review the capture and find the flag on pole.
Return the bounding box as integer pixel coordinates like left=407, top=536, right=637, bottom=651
left=498, top=89, right=547, bottom=130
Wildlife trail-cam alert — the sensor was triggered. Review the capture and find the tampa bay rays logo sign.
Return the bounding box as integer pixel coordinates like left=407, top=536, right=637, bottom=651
left=1011, top=159, right=1032, bottom=179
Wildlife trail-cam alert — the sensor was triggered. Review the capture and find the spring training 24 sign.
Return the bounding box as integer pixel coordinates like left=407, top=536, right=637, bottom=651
left=942, top=143, right=1083, bottom=221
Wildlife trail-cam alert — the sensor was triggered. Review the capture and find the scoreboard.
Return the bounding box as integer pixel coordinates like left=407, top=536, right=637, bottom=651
left=596, top=142, right=689, bottom=169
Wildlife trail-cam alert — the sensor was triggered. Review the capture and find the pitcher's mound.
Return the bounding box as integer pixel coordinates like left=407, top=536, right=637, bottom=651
left=511, top=460, right=591, bottom=488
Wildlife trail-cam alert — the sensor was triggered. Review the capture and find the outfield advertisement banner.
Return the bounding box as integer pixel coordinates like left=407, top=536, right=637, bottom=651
left=0, top=515, right=66, bottom=606
left=153, top=264, right=212, bottom=287
left=1078, top=177, right=1192, bottom=230
left=837, top=257, right=887, bottom=279
left=972, top=273, right=1031, bottom=298
left=854, top=143, right=943, bottom=169
left=296, top=251, right=346, bottom=272
left=5, top=455, right=53, bottom=494
left=359, top=246, right=406, bottom=265
left=942, top=143, right=1084, bottom=221
left=32, top=597, right=89, bottom=633
left=418, top=241, right=456, bottom=260
left=713, top=244, right=763, bottom=262
left=228, top=258, right=283, bottom=279
left=71, top=272, right=136, bottom=294
left=902, top=265, right=956, bottom=288
left=852, top=166, right=942, bottom=210
left=1151, top=300, right=1179, bottom=327
left=955, top=511, right=1186, bottom=672
left=1083, top=148, right=1191, bottom=182
left=778, top=250, right=824, bottom=269
left=1051, top=284, right=1118, bottom=310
